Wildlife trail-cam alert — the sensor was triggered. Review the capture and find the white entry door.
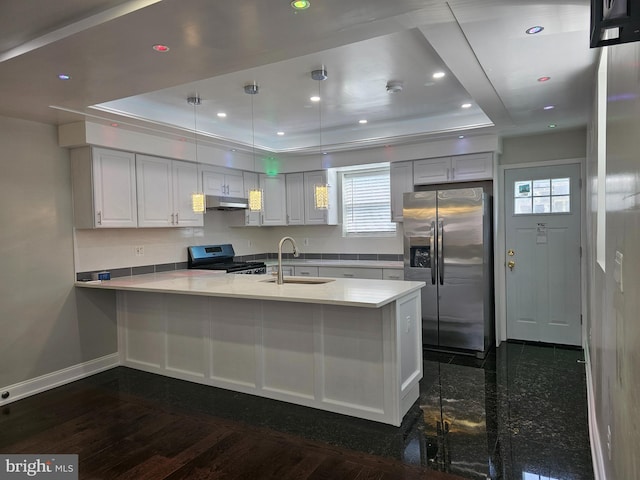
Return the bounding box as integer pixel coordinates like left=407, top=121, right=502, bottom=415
left=504, top=164, right=581, bottom=345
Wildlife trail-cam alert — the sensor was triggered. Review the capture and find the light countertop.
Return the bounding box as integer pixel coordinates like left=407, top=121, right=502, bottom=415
left=76, top=270, right=424, bottom=308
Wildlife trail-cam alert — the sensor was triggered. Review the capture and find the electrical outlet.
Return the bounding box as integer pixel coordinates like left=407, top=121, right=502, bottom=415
left=303, top=238, right=310, bottom=246
left=135, top=246, right=144, bottom=256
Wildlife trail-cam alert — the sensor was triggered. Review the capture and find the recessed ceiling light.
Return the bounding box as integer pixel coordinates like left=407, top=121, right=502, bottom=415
left=217, top=112, right=227, bottom=118
left=310, top=95, right=320, bottom=102
left=526, top=26, right=544, bottom=35
left=58, top=73, right=71, bottom=80
left=291, top=0, right=310, bottom=10
left=461, top=103, right=472, bottom=109
left=230, top=148, right=237, bottom=152
left=537, top=76, right=551, bottom=82
left=548, top=124, right=557, bottom=128
left=277, top=131, right=285, bottom=136
left=359, top=119, right=368, bottom=124
left=458, top=135, right=465, bottom=139
left=543, top=105, right=555, bottom=110
left=433, top=72, right=446, bottom=79
left=152, top=44, right=170, bottom=53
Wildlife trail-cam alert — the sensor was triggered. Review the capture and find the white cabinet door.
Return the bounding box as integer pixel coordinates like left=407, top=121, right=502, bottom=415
left=203, top=168, right=244, bottom=197
left=91, top=148, right=138, bottom=228
left=451, top=153, right=493, bottom=181
left=243, top=171, right=261, bottom=226
left=286, top=173, right=305, bottom=225
left=137, top=156, right=203, bottom=228
left=413, top=157, right=451, bottom=185
left=137, top=155, right=173, bottom=227
left=260, top=174, right=287, bottom=226
left=390, top=161, right=413, bottom=222
left=172, top=160, right=203, bottom=227
left=304, top=170, right=338, bottom=225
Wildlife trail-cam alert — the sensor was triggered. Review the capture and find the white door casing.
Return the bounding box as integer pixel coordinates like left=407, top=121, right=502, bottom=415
left=504, top=163, right=581, bottom=345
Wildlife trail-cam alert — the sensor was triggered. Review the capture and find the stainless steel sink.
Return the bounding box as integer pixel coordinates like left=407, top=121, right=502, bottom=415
left=261, top=277, right=335, bottom=285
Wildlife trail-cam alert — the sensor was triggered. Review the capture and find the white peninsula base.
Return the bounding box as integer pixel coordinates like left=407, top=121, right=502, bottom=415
left=116, top=289, right=422, bottom=426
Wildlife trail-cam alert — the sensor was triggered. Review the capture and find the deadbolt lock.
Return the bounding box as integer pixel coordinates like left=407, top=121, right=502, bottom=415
left=507, top=249, right=515, bottom=256
left=508, top=260, right=515, bottom=271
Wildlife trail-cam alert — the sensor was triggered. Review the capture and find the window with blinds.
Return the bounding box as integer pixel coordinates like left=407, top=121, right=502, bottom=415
left=342, top=166, right=396, bottom=236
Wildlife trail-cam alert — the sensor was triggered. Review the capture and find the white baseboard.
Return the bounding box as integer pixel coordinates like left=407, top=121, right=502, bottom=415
left=584, top=344, right=607, bottom=480
left=0, top=353, right=120, bottom=406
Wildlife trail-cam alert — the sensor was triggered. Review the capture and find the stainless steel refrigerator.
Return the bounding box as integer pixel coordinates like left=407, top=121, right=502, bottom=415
left=403, top=184, right=494, bottom=358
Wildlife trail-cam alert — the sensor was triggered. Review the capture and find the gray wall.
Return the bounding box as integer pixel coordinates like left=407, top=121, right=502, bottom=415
left=585, top=44, right=640, bottom=479
left=0, top=115, right=117, bottom=389
left=500, top=128, right=587, bottom=164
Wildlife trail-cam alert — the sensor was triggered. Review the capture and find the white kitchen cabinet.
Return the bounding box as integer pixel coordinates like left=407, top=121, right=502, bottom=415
left=260, top=174, right=287, bottom=226
left=136, top=155, right=203, bottom=228
left=70, top=147, right=138, bottom=228
left=413, top=153, right=493, bottom=185
left=390, top=161, right=414, bottom=222
left=202, top=167, right=244, bottom=197
left=450, top=152, right=494, bottom=181
left=383, top=269, right=404, bottom=280
left=286, top=173, right=305, bottom=225
left=318, top=266, right=383, bottom=280
left=242, top=171, right=261, bottom=227
left=294, top=265, right=319, bottom=277
left=304, top=170, right=338, bottom=225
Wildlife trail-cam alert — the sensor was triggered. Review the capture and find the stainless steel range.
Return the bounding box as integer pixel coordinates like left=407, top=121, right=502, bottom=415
left=187, top=244, right=266, bottom=274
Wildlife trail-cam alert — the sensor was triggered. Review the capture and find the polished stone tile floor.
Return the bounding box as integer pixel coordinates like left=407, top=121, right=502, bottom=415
left=28, top=341, right=594, bottom=480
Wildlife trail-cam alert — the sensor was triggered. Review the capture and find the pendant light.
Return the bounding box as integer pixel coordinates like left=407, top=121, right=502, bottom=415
left=312, top=67, right=329, bottom=210
left=187, top=95, right=205, bottom=213
left=245, top=82, right=263, bottom=212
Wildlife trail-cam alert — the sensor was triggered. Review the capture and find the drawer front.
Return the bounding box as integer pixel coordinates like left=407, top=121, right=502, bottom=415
left=294, top=266, right=319, bottom=277
left=318, top=267, right=383, bottom=279
left=383, top=269, right=404, bottom=281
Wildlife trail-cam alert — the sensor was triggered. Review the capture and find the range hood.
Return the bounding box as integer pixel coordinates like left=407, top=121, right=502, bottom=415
left=205, top=195, right=248, bottom=210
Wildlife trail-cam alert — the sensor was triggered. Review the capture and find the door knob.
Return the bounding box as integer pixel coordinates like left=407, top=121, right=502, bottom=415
left=508, top=260, right=515, bottom=271
left=508, top=249, right=515, bottom=256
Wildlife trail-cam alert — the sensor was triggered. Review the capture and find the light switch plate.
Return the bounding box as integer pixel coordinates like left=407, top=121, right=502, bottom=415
left=614, top=250, right=623, bottom=293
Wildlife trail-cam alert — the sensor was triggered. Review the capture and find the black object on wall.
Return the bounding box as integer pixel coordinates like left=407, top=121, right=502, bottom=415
left=591, top=0, right=640, bottom=48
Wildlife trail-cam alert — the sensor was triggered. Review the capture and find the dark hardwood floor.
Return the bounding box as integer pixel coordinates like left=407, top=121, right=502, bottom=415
left=0, top=372, right=465, bottom=480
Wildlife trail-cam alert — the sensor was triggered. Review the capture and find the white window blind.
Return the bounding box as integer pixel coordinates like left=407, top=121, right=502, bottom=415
left=342, top=167, right=396, bottom=235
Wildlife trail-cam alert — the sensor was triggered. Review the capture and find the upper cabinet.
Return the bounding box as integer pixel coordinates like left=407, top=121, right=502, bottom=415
left=202, top=167, right=244, bottom=197
left=413, top=153, right=493, bottom=185
left=260, top=174, right=287, bottom=226
left=136, top=155, right=203, bottom=228
left=285, top=173, right=305, bottom=225
left=71, top=147, right=138, bottom=228
left=390, top=161, right=413, bottom=222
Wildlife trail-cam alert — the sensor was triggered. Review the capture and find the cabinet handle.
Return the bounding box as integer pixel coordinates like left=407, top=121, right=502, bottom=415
left=299, top=271, right=310, bottom=276
left=175, top=212, right=179, bottom=224
left=388, top=275, right=400, bottom=280
left=446, top=168, right=450, bottom=180
left=97, top=211, right=102, bottom=225
left=452, top=167, right=455, bottom=179
left=171, top=213, right=175, bottom=225
left=343, top=273, right=354, bottom=277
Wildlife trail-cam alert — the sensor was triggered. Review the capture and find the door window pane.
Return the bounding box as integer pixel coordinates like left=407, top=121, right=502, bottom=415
left=552, top=177, right=570, bottom=195
left=533, top=197, right=551, bottom=213
left=515, top=181, right=532, bottom=197
left=532, top=179, right=550, bottom=197
left=552, top=195, right=570, bottom=213
left=515, top=197, right=532, bottom=214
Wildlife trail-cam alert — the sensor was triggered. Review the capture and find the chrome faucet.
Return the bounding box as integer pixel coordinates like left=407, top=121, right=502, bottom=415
left=277, top=236, right=299, bottom=284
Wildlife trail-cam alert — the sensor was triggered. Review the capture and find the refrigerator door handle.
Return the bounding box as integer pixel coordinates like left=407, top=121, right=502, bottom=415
left=438, top=219, right=444, bottom=285
left=430, top=221, right=436, bottom=285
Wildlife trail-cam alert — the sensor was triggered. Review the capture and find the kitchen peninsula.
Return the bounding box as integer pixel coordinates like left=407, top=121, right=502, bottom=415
left=77, top=271, right=425, bottom=426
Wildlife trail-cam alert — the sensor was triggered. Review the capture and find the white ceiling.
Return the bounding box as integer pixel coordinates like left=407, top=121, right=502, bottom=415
left=0, top=0, right=598, bottom=155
